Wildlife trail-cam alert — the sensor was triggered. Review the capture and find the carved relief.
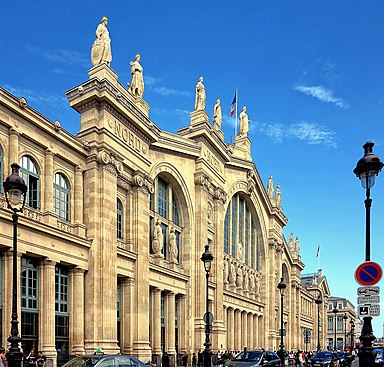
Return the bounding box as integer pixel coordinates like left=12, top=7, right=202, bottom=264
left=223, top=257, right=229, bottom=284
left=236, top=265, right=243, bottom=288
left=247, top=169, right=256, bottom=194
left=207, top=201, right=213, bottom=224
left=228, top=261, right=236, bottom=285
left=213, top=187, right=227, bottom=204
left=98, top=149, right=123, bottom=175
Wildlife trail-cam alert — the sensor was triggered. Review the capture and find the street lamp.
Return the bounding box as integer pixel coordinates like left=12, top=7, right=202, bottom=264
left=277, top=277, right=286, bottom=367
left=3, top=163, right=27, bottom=367
left=353, top=141, right=383, bottom=366
left=350, top=320, right=355, bottom=349
left=343, top=314, right=348, bottom=350
left=332, top=307, right=339, bottom=350
left=201, top=244, right=214, bottom=367
left=315, top=294, right=323, bottom=351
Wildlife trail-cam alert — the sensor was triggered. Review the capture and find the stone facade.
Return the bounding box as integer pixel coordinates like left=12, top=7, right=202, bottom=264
left=0, top=58, right=332, bottom=366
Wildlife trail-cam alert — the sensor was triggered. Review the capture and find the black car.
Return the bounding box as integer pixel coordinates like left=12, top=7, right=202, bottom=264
left=374, top=349, right=384, bottom=366
left=336, top=352, right=351, bottom=367
left=228, top=349, right=281, bottom=367
left=310, top=351, right=340, bottom=367
left=62, top=354, right=147, bottom=367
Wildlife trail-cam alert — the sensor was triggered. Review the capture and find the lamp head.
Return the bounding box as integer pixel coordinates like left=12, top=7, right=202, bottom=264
left=277, top=277, right=287, bottom=296
left=200, top=244, right=214, bottom=273
left=3, top=163, right=27, bottom=212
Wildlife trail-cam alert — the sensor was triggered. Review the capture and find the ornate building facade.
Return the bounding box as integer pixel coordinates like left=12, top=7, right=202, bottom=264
left=0, top=17, right=332, bottom=367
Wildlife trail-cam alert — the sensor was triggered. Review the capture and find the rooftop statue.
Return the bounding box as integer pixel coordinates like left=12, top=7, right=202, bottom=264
left=194, top=76, right=206, bottom=111
left=267, top=175, right=274, bottom=199
left=213, top=99, right=222, bottom=130
left=239, top=106, right=249, bottom=136
left=91, top=16, right=112, bottom=66
left=128, top=54, right=144, bottom=97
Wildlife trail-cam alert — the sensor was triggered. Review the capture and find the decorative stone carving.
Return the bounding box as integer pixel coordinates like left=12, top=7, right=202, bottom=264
left=239, top=106, right=249, bottom=136
left=249, top=271, right=255, bottom=293
left=255, top=271, right=260, bottom=296
left=247, top=170, right=256, bottom=194
left=236, top=265, right=243, bottom=288
left=275, top=184, right=281, bottom=207
left=223, top=257, right=229, bottom=284
left=295, top=236, right=300, bottom=254
left=54, top=121, right=61, bottom=131
left=18, top=97, right=27, bottom=108
left=132, top=171, right=154, bottom=194
left=288, top=233, right=294, bottom=251
left=243, top=268, right=249, bottom=291
left=213, top=99, right=222, bottom=130
left=237, top=241, right=243, bottom=261
left=91, top=16, right=112, bottom=66
left=213, top=187, right=227, bottom=204
left=194, top=76, right=206, bottom=111
left=128, top=54, right=144, bottom=97
left=151, top=218, right=163, bottom=256
left=267, top=176, right=274, bottom=199
left=168, top=227, right=178, bottom=263
left=207, top=202, right=213, bottom=224
left=98, top=150, right=123, bottom=174
left=228, top=261, right=236, bottom=285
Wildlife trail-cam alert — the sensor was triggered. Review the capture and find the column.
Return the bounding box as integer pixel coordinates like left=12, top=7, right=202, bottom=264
left=178, top=295, right=187, bottom=353
left=121, top=278, right=134, bottom=355
left=8, top=128, right=19, bottom=170
left=234, top=309, right=241, bottom=351
left=227, top=308, right=234, bottom=351
left=253, top=315, right=258, bottom=348
left=247, top=313, right=253, bottom=349
left=241, top=312, right=247, bottom=349
left=152, top=288, right=162, bottom=355
left=44, top=149, right=54, bottom=212
left=74, top=166, right=84, bottom=224
left=166, top=292, right=176, bottom=356
left=39, top=260, right=57, bottom=360
left=71, top=268, right=85, bottom=354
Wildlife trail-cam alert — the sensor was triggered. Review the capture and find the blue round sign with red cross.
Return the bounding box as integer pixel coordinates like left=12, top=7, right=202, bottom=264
left=355, top=261, right=383, bottom=286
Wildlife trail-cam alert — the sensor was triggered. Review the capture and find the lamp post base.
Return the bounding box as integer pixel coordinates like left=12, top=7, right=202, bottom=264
left=276, top=348, right=286, bottom=367
left=358, top=316, right=376, bottom=367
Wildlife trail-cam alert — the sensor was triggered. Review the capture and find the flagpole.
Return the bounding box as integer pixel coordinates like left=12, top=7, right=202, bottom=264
left=317, top=244, right=320, bottom=270
left=235, top=88, right=238, bottom=137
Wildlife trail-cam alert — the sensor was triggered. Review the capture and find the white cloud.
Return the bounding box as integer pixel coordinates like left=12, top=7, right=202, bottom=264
left=3, top=84, right=67, bottom=108
left=294, top=85, right=347, bottom=108
left=24, top=44, right=88, bottom=68
left=145, top=75, right=190, bottom=97
left=256, top=120, right=337, bottom=148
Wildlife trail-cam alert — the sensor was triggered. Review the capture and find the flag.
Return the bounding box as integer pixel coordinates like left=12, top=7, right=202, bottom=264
left=316, top=244, right=320, bottom=257
left=230, top=91, right=237, bottom=117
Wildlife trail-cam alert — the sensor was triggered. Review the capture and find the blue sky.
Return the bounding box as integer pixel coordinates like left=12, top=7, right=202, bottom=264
left=2, top=0, right=384, bottom=336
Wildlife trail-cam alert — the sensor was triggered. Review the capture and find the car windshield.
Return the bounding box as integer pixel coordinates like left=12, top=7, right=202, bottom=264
left=63, top=356, right=103, bottom=367
left=313, top=352, right=332, bottom=359
left=234, top=351, right=263, bottom=362
left=375, top=351, right=384, bottom=359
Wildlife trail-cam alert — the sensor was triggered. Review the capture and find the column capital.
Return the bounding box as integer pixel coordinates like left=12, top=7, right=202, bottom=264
left=72, top=267, right=86, bottom=275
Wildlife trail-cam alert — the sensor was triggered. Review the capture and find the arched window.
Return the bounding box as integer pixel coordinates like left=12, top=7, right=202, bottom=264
left=117, top=198, right=123, bottom=240
left=54, top=173, right=70, bottom=221
left=223, top=193, right=258, bottom=269
left=149, top=176, right=182, bottom=261
left=20, top=156, right=40, bottom=209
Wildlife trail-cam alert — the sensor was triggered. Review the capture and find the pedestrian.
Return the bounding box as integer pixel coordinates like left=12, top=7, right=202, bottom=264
left=181, top=352, right=188, bottom=367
left=36, top=351, right=46, bottom=367
left=0, top=348, right=7, bottom=367
left=192, top=353, right=197, bottom=367
left=161, top=352, right=169, bottom=367
left=25, top=349, right=36, bottom=367
left=197, top=350, right=203, bottom=367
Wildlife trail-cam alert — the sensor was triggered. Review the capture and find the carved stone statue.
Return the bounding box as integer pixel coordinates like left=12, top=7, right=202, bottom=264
left=255, top=272, right=260, bottom=295
left=194, top=76, right=206, bottom=111
left=275, top=184, right=281, bottom=207
left=168, top=227, right=178, bottom=263
left=223, top=258, right=229, bottom=284
left=228, top=261, right=236, bottom=285
left=267, top=176, right=274, bottom=199
left=237, top=241, right=243, bottom=261
left=295, top=236, right=300, bottom=254
left=288, top=233, right=295, bottom=250
left=249, top=271, right=255, bottom=293
left=239, top=106, right=249, bottom=136
left=151, top=218, right=163, bottom=255
left=128, top=54, right=144, bottom=97
left=213, top=99, right=222, bottom=130
left=236, top=265, right=243, bottom=288
left=243, top=269, right=249, bottom=291
left=91, top=16, right=112, bottom=66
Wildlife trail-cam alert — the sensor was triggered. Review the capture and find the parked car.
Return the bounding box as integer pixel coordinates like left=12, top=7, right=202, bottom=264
left=309, top=351, right=340, bottom=367
left=62, top=354, right=147, bottom=367
left=228, top=349, right=281, bottom=367
left=336, top=352, right=351, bottom=367
left=374, top=349, right=384, bottom=366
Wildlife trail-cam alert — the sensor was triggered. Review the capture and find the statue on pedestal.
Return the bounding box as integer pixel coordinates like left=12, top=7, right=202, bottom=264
left=229, top=261, right=236, bottom=285
left=194, top=77, right=206, bottom=111
left=239, top=106, right=249, bottom=136
left=223, top=258, right=229, bottom=284
left=275, top=184, right=281, bottom=207
left=267, top=176, right=274, bottom=199
left=91, top=16, right=112, bottom=66
left=151, top=218, right=163, bottom=255
left=168, top=227, right=178, bottom=263
left=128, top=54, right=144, bottom=97
left=213, top=99, right=222, bottom=130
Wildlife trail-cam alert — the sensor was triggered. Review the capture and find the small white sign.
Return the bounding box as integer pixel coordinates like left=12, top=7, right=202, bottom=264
left=357, top=295, right=380, bottom=304
left=358, top=304, right=380, bottom=317
left=357, top=286, right=380, bottom=296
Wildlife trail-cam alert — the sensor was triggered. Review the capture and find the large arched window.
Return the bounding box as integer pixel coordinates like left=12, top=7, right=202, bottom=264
left=20, top=156, right=40, bottom=209
left=54, top=173, right=70, bottom=221
left=117, top=198, right=123, bottom=240
left=149, top=176, right=182, bottom=261
left=224, top=193, right=258, bottom=269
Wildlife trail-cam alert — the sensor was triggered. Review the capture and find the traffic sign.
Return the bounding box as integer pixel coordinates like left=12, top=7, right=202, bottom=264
left=357, top=286, right=380, bottom=296
left=357, top=295, right=380, bottom=304
left=358, top=304, right=380, bottom=317
left=355, top=262, right=382, bottom=286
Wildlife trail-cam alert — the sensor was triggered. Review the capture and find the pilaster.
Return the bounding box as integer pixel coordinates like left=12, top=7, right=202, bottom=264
left=121, top=277, right=135, bottom=355
left=151, top=288, right=162, bottom=355
left=71, top=268, right=85, bottom=355
left=166, top=292, right=176, bottom=356
left=8, top=128, right=19, bottom=170
left=228, top=308, right=234, bottom=350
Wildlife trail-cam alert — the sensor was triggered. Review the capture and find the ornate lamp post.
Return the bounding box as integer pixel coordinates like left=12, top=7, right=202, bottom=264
left=333, top=307, right=339, bottom=350
left=343, top=314, right=348, bottom=350
left=350, top=320, right=355, bottom=349
left=315, top=294, right=323, bottom=351
left=201, top=244, right=214, bottom=367
left=353, top=141, right=383, bottom=366
left=3, top=163, right=27, bottom=367
left=277, top=277, right=287, bottom=367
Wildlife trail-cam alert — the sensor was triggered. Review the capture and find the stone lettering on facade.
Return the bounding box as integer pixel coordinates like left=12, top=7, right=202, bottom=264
left=108, top=119, right=145, bottom=155
left=203, top=148, right=223, bottom=174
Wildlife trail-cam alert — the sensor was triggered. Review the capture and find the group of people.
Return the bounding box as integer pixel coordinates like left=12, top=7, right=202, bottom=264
left=0, top=348, right=46, bottom=367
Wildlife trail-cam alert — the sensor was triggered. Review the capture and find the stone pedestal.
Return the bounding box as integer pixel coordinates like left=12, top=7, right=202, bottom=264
left=233, top=135, right=252, bottom=161
left=88, top=63, right=118, bottom=83
left=129, top=95, right=150, bottom=117
left=190, top=110, right=209, bottom=125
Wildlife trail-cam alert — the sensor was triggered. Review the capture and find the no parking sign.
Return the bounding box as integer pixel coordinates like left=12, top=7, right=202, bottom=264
left=355, top=261, right=382, bottom=286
